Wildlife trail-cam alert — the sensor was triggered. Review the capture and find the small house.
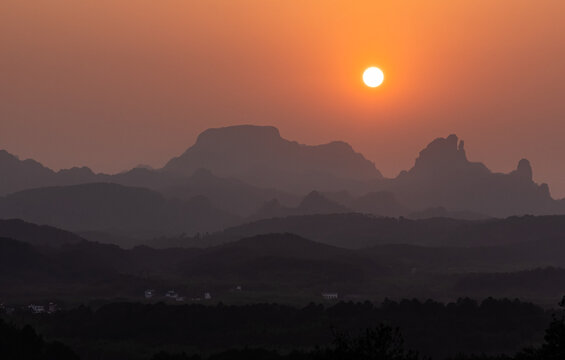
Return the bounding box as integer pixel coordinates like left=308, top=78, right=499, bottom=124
left=321, top=292, right=338, bottom=300
left=28, top=304, right=45, bottom=314
left=145, top=289, right=155, bottom=299
left=165, top=290, right=179, bottom=299
left=47, top=302, right=58, bottom=314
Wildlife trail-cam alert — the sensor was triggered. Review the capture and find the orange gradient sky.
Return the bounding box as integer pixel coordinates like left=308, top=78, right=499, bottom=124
left=2, top=1, right=565, bottom=196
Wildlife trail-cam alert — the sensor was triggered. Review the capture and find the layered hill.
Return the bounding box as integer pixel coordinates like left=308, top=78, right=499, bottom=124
left=2, top=127, right=564, bottom=219
left=252, top=191, right=350, bottom=219
left=5, top=219, right=565, bottom=303
left=203, top=213, right=565, bottom=249
left=0, top=183, right=239, bottom=238
left=0, top=150, right=97, bottom=196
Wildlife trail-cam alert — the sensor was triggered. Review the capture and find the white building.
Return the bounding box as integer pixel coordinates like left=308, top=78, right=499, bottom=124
left=165, top=290, right=179, bottom=299
left=145, top=289, right=155, bottom=299
left=47, top=302, right=58, bottom=314
left=28, top=304, right=45, bottom=314
left=204, top=292, right=212, bottom=300
left=321, top=293, right=338, bottom=300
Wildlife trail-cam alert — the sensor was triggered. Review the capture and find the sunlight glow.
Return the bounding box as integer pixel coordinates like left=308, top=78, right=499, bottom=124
left=363, top=67, right=384, bottom=88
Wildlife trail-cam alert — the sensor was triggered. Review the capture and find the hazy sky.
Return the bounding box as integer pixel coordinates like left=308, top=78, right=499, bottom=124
left=2, top=1, right=565, bottom=196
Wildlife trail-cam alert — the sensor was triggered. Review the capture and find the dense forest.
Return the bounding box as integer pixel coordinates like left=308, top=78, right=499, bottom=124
left=2, top=298, right=560, bottom=360
left=2, top=297, right=565, bottom=360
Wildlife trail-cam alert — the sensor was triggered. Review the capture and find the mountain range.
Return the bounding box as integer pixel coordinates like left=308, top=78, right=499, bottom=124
left=1, top=125, right=564, bottom=242
left=0, top=183, right=239, bottom=238
left=4, top=218, right=565, bottom=303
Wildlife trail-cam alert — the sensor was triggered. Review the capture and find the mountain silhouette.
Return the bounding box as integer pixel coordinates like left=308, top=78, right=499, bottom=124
left=2, top=129, right=564, bottom=219
left=0, top=218, right=85, bottom=247
left=322, top=190, right=409, bottom=217
left=204, top=213, right=565, bottom=249
left=0, top=150, right=299, bottom=218
left=163, top=125, right=382, bottom=193
left=408, top=206, right=490, bottom=221
left=5, top=218, right=565, bottom=302
left=162, top=168, right=298, bottom=216
left=252, top=191, right=350, bottom=219
left=382, top=134, right=557, bottom=217
left=0, top=150, right=98, bottom=195
left=171, top=233, right=378, bottom=284
left=0, top=183, right=239, bottom=238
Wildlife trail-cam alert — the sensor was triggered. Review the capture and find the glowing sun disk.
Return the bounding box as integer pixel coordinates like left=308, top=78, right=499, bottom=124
left=363, top=67, right=384, bottom=88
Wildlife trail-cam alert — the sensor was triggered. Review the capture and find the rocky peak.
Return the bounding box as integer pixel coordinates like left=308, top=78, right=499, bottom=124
left=514, top=159, right=533, bottom=181
left=414, top=134, right=468, bottom=170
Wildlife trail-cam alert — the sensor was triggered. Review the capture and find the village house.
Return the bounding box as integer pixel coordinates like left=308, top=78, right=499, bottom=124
left=321, top=292, right=338, bottom=300
left=28, top=304, right=45, bottom=314
left=47, top=302, right=58, bottom=313
left=166, top=290, right=179, bottom=299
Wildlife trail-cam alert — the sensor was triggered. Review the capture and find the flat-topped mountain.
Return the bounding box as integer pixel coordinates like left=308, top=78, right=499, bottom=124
left=163, top=125, right=382, bottom=193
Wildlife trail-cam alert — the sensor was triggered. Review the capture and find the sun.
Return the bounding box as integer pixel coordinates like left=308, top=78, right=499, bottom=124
left=363, top=67, right=384, bottom=88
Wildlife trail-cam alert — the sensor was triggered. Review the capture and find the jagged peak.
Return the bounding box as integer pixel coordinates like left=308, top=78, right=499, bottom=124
left=514, top=159, right=533, bottom=181
left=414, top=134, right=468, bottom=169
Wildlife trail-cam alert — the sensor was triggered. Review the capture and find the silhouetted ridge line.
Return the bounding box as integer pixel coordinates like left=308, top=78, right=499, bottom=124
left=163, top=124, right=382, bottom=193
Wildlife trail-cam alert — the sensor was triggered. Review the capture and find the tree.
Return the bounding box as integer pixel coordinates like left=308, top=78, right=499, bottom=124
left=327, top=324, right=422, bottom=360
left=516, top=296, right=565, bottom=360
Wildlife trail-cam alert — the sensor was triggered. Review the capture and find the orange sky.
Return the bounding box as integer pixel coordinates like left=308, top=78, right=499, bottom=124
left=2, top=1, right=565, bottom=196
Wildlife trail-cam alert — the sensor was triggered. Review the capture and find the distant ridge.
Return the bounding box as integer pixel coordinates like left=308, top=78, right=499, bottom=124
left=0, top=150, right=96, bottom=195
left=1, top=128, right=564, bottom=219
left=382, top=134, right=557, bottom=217
left=0, top=183, right=240, bottom=238
left=163, top=125, right=382, bottom=193
left=0, top=218, right=85, bottom=247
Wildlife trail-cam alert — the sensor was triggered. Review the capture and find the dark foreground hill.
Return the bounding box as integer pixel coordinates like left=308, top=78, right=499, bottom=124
left=5, top=219, right=565, bottom=304
left=0, top=219, right=85, bottom=247
left=8, top=299, right=551, bottom=360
